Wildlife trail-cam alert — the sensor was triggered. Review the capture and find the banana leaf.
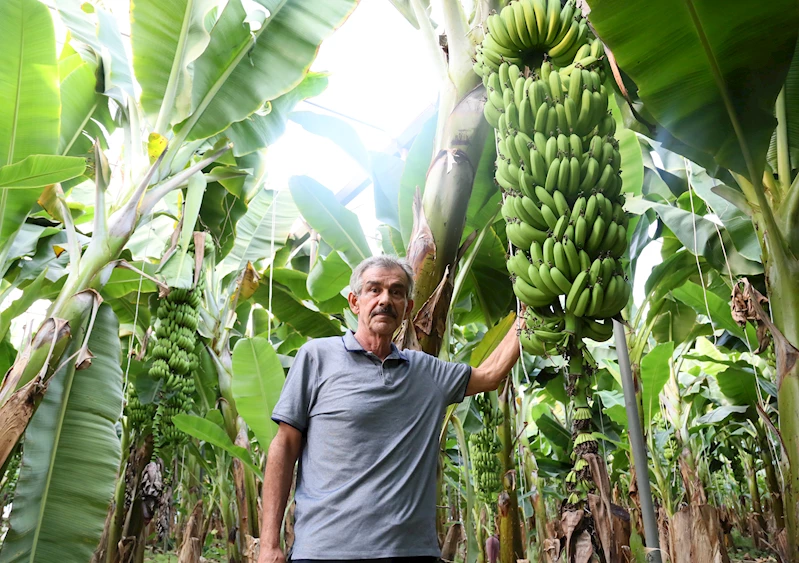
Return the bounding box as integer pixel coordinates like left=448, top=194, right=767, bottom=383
left=0, top=0, right=61, bottom=265
left=0, top=305, right=123, bottom=563
left=588, top=0, right=799, bottom=177
left=131, top=0, right=213, bottom=128
left=216, top=188, right=298, bottom=280
left=231, top=337, right=285, bottom=451
left=289, top=176, right=372, bottom=268
left=640, top=341, right=673, bottom=425
left=177, top=0, right=358, bottom=142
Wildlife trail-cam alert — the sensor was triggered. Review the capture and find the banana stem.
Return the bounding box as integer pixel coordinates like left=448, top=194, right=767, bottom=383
left=776, top=87, right=791, bottom=191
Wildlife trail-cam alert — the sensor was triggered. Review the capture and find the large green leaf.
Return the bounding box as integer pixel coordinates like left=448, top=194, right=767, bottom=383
left=172, top=414, right=261, bottom=476
left=671, top=281, right=745, bottom=339
left=469, top=312, right=515, bottom=367
left=0, top=0, right=60, bottom=166
left=131, top=0, right=212, bottom=128
left=0, top=305, right=122, bottom=563
left=463, top=135, right=500, bottom=236
left=715, top=363, right=758, bottom=407
left=640, top=341, right=673, bottom=424
left=588, top=0, right=799, bottom=176
left=0, top=155, right=86, bottom=188
left=617, top=129, right=644, bottom=196
left=290, top=111, right=370, bottom=172
left=232, top=337, right=285, bottom=450
left=649, top=299, right=699, bottom=346
left=178, top=0, right=357, bottom=142
left=687, top=166, right=760, bottom=262
left=371, top=152, right=404, bottom=231
left=289, top=176, right=371, bottom=268
left=58, top=61, right=101, bottom=156
left=399, top=113, right=437, bottom=244
left=223, top=73, right=329, bottom=157
left=626, top=196, right=762, bottom=275
left=459, top=226, right=513, bottom=326
left=307, top=250, right=351, bottom=302
left=0, top=0, right=60, bottom=266
left=253, top=283, right=342, bottom=338
left=217, top=188, right=298, bottom=279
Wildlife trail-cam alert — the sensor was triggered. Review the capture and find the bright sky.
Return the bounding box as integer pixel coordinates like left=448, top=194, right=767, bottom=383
left=263, top=0, right=442, bottom=249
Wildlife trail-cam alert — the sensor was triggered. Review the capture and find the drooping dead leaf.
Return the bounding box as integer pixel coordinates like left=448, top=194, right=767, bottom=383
left=561, top=509, right=584, bottom=561
left=0, top=377, right=48, bottom=470
left=412, top=264, right=452, bottom=343
left=192, top=232, right=206, bottom=288
left=658, top=506, right=671, bottom=563
left=586, top=453, right=620, bottom=563
left=243, top=535, right=259, bottom=563
left=668, top=505, right=730, bottom=563
left=441, top=522, right=464, bottom=562
left=573, top=530, right=594, bottom=563
left=178, top=499, right=204, bottom=563
left=731, top=278, right=799, bottom=387
left=406, top=187, right=435, bottom=281
left=543, top=538, right=561, bottom=563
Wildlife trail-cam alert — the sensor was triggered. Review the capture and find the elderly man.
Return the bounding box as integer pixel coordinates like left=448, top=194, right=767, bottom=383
left=258, top=255, right=520, bottom=563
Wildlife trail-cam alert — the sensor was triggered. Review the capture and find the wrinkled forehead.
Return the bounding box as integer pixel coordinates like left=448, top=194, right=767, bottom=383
left=361, top=266, right=409, bottom=289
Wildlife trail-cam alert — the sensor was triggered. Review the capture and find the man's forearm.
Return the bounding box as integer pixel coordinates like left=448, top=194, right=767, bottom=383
left=260, top=438, right=298, bottom=549
left=483, top=319, right=522, bottom=383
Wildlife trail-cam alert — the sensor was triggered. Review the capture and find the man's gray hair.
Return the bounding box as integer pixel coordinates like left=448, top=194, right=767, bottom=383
left=350, top=255, right=415, bottom=297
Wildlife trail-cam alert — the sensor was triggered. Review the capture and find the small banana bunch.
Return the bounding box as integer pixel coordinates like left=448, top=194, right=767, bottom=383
left=125, top=387, right=155, bottom=433
left=469, top=394, right=504, bottom=506
left=150, top=282, right=203, bottom=452
left=475, top=0, right=631, bottom=509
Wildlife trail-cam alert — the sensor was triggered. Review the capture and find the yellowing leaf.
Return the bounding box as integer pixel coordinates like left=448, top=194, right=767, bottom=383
left=147, top=132, right=167, bottom=162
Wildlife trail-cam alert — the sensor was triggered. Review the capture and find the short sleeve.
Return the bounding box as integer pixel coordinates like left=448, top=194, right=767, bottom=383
left=410, top=352, right=472, bottom=405
left=271, top=346, right=317, bottom=432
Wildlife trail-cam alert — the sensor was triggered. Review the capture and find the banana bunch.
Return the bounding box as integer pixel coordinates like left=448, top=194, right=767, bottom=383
left=476, top=0, right=632, bottom=511
left=125, top=388, right=155, bottom=433
left=469, top=394, right=504, bottom=506
left=473, top=0, right=592, bottom=74
left=150, top=280, right=203, bottom=452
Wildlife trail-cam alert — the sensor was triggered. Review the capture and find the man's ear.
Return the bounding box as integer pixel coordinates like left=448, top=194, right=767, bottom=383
left=348, top=292, right=359, bottom=315
left=403, top=299, right=414, bottom=319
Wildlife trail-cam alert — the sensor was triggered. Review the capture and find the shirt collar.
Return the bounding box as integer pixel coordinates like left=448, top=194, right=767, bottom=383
left=342, top=330, right=408, bottom=362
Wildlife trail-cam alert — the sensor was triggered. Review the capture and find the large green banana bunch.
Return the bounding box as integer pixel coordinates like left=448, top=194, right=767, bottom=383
left=150, top=282, right=202, bottom=452
left=468, top=394, right=504, bottom=506
left=475, top=0, right=631, bottom=509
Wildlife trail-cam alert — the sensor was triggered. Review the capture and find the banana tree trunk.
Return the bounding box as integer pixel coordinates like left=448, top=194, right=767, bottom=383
left=734, top=276, right=799, bottom=560
left=498, top=385, right=523, bottom=561
left=757, top=423, right=785, bottom=531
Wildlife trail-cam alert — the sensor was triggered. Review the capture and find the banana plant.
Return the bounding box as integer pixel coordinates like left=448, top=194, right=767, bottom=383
left=586, top=2, right=799, bottom=554
left=0, top=0, right=357, bottom=559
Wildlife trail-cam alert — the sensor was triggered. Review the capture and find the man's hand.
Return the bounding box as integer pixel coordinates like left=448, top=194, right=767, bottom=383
left=257, top=545, right=285, bottom=563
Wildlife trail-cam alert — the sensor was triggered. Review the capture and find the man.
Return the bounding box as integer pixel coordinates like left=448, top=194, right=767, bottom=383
left=258, top=255, right=521, bottom=563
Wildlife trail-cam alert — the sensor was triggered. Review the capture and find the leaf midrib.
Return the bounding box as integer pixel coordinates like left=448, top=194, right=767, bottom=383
left=8, top=0, right=25, bottom=166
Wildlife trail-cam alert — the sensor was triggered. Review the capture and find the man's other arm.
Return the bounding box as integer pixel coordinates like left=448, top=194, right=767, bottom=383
left=465, top=314, right=522, bottom=395
left=258, top=422, right=303, bottom=563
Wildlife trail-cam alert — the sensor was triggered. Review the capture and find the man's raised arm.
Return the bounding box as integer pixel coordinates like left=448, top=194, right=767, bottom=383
left=466, top=314, right=523, bottom=396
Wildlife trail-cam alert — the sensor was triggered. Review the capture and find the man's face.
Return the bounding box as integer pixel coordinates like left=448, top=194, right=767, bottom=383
left=348, top=266, right=414, bottom=336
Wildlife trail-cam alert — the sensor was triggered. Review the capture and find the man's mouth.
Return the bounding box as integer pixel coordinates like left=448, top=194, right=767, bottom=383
left=372, top=309, right=397, bottom=318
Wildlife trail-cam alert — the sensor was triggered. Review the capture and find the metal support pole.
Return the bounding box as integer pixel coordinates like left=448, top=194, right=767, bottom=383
left=613, top=319, right=662, bottom=563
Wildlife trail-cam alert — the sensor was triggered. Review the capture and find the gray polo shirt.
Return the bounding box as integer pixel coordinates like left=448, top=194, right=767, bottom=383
left=271, top=330, right=472, bottom=559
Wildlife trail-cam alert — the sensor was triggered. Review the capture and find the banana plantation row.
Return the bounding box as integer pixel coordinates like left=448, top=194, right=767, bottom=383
left=0, top=0, right=797, bottom=562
